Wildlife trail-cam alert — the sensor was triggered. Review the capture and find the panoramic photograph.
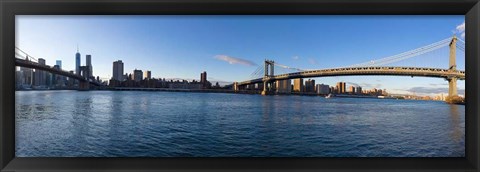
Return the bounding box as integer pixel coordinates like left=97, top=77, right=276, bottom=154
left=15, top=15, right=465, bottom=157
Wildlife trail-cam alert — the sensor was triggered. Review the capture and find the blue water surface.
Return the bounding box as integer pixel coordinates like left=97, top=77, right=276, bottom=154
left=15, top=91, right=465, bottom=157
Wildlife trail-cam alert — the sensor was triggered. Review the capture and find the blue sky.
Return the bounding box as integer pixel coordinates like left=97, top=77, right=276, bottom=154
left=16, top=15, right=465, bottom=96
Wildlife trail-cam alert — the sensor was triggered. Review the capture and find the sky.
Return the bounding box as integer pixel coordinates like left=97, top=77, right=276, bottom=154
left=16, top=15, right=466, bottom=96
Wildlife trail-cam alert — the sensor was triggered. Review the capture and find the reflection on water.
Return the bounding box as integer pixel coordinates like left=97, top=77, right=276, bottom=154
left=15, top=91, right=465, bottom=157
left=449, top=105, right=463, bottom=143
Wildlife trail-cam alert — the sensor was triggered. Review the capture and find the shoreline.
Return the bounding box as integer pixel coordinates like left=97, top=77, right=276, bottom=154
left=15, top=88, right=461, bottom=104
left=14, top=88, right=392, bottom=99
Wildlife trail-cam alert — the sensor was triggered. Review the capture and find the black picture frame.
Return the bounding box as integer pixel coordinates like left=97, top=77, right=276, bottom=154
left=1, top=0, right=479, bottom=171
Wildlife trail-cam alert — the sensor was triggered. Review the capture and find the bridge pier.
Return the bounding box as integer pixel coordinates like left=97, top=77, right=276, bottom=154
left=79, top=81, right=90, bottom=91
left=261, top=81, right=276, bottom=95
left=448, top=77, right=458, bottom=97
left=78, top=66, right=90, bottom=91
left=447, top=36, right=458, bottom=98
left=233, top=82, right=239, bottom=92
left=261, top=81, right=269, bottom=95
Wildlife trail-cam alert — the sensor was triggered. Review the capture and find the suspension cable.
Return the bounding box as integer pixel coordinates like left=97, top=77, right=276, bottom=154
left=346, top=37, right=451, bottom=67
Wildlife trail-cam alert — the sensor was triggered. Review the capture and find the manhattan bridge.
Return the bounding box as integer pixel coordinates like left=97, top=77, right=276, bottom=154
left=234, top=36, right=465, bottom=97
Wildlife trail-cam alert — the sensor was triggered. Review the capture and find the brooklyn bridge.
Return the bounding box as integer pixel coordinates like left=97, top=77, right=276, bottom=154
left=15, top=48, right=104, bottom=90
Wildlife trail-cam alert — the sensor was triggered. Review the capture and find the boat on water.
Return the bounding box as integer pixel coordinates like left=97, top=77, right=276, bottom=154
left=325, top=94, right=333, bottom=99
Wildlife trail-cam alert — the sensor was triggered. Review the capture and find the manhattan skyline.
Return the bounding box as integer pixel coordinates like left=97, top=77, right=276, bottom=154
left=16, top=15, right=465, bottom=96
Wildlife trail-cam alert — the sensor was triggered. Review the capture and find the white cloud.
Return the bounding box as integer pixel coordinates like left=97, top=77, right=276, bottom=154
left=214, top=55, right=257, bottom=66
left=456, top=22, right=465, bottom=32
left=308, top=58, right=318, bottom=65
left=456, top=21, right=465, bottom=39
left=292, top=56, right=299, bottom=60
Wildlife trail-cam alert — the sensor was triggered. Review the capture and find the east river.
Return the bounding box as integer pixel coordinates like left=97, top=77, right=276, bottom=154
left=15, top=90, right=465, bottom=157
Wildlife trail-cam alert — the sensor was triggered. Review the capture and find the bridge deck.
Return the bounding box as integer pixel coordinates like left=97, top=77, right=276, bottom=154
left=238, top=66, right=465, bottom=85
left=15, top=58, right=103, bottom=86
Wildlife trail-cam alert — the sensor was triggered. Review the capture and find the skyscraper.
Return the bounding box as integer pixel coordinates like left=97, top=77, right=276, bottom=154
left=56, top=60, right=62, bottom=69
left=200, top=71, right=208, bottom=88
left=293, top=78, right=304, bottom=92
left=355, top=86, right=362, bottom=94
left=336, top=82, right=346, bottom=94
left=112, top=60, right=124, bottom=81
left=54, top=60, right=65, bottom=87
left=133, top=69, right=143, bottom=82
left=20, top=67, right=33, bottom=86
left=16, top=70, right=24, bottom=89
left=305, top=79, right=316, bottom=93
left=34, top=58, right=46, bottom=86
left=75, top=46, right=81, bottom=75
left=53, top=65, right=61, bottom=86
left=275, top=79, right=291, bottom=94
left=144, top=70, right=151, bottom=80
left=316, top=84, right=330, bottom=94
left=200, top=71, right=207, bottom=83
left=86, top=54, right=92, bottom=77
left=348, top=86, right=356, bottom=93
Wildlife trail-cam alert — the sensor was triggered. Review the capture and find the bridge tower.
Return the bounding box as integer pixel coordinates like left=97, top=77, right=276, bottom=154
left=262, top=60, right=275, bottom=95
left=447, top=35, right=458, bottom=97
left=79, top=66, right=90, bottom=91
left=233, top=82, right=239, bottom=92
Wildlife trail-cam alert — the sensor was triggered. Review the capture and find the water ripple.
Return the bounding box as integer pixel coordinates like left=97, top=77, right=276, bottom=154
left=15, top=91, right=465, bottom=157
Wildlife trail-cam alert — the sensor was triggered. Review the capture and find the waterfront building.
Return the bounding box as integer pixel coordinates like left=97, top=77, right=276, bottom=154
left=133, top=69, right=143, bottom=82
left=67, top=71, right=75, bottom=87
left=144, top=70, right=151, bottom=80
left=86, top=55, right=93, bottom=77
left=293, top=78, right=304, bottom=92
left=169, top=80, right=203, bottom=89
left=200, top=71, right=207, bottom=83
left=316, top=84, right=330, bottom=95
left=16, top=70, right=24, bottom=89
left=434, top=93, right=446, bottom=101
left=54, top=61, right=65, bottom=87
left=336, top=82, right=346, bottom=94
left=34, top=58, right=46, bottom=86
left=355, top=86, right=362, bottom=95
left=200, top=71, right=211, bottom=89
left=276, top=79, right=291, bottom=94
left=53, top=65, right=65, bottom=87
left=113, top=60, right=124, bottom=81
left=20, top=67, right=33, bottom=86
left=75, top=47, right=81, bottom=75
left=373, top=88, right=378, bottom=93
left=305, top=79, right=316, bottom=93
left=348, top=86, right=356, bottom=94
left=382, top=89, right=388, bottom=96
left=45, top=72, right=53, bottom=87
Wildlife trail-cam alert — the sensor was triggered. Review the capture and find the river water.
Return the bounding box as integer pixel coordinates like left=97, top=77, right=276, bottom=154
left=15, top=90, right=465, bottom=157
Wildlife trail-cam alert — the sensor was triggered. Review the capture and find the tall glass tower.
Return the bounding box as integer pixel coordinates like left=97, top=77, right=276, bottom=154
left=86, top=55, right=92, bottom=77
left=75, top=46, right=81, bottom=75
left=56, top=60, right=62, bottom=69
